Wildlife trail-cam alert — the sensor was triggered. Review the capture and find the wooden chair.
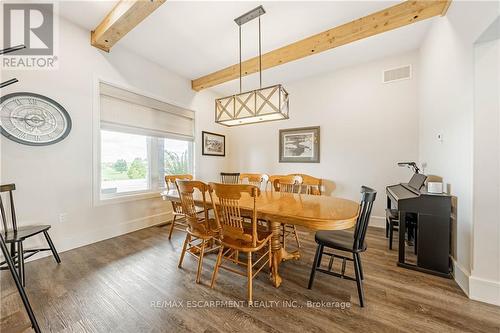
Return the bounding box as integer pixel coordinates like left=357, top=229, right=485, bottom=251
left=287, top=173, right=322, bottom=195
left=0, top=184, right=61, bottom=286
left=268, top=175, right=284, bottom=190
left=239, top=174, right=270, bottom=228
left=220, top=172, right=240, bottom=184
left=209, top=183, right=272, bottom=303
left=165, top=174, right=198, bottom=240
left=177, top=180, right=220, bottom=284
left=273, top=175, right=303, bottom=248
left=273, top=175, right=303, bottom=193
left=239, top=173, right=269, bottom=191
left=308, top=186, right=377, bottom=307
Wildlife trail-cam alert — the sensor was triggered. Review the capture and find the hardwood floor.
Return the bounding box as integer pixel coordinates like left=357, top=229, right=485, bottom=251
left=2, top=225, right=500, bottom=333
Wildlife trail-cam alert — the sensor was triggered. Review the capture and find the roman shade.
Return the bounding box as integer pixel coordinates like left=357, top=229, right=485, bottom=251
left=99, top=82, right=195, bottom=140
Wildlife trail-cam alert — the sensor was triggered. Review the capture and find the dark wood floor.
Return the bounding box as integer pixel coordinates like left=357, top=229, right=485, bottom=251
left=2, top=225, right=500, bottom=333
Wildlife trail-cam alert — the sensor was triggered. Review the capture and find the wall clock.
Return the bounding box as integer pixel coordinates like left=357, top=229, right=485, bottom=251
left=0, top=92, right=71, bottom=146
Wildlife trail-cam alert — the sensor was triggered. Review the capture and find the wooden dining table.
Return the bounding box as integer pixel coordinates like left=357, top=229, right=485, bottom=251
left=161, top=189, right=359, bottom=288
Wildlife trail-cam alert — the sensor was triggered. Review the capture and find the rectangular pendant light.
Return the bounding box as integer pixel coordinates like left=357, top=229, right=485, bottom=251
left=215, top=84, right=289, bottom=126
left=215, top=6, right=289, bottom=127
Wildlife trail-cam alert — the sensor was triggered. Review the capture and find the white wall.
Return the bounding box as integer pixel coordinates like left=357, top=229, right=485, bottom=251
left=3, top=0, right=499, bottom=307
left=418, top=0, right=499, bottom=302
left=0, top=16, right=229, bottom=254
left=228, top=51, right=420, bottom=222
left=472, top=37, right=500, bottom=305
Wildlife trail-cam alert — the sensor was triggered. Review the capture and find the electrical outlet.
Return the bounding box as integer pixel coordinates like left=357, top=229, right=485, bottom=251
left=59, top=213, right=68, bottom=223
left=437, top=133, right=443, bottom=142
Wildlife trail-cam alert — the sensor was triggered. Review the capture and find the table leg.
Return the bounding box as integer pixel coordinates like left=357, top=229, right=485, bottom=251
left=269, top=220, right=301, bottom=288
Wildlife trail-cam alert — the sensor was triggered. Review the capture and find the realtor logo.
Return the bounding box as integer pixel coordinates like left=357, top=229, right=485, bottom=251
left=2, top=2, right=58, bottom=69
left=3, top=3, right=54, bottom=55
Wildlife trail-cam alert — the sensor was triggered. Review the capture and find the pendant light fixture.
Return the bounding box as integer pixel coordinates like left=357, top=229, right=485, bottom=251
left=215, top=6, right=289, bottom=126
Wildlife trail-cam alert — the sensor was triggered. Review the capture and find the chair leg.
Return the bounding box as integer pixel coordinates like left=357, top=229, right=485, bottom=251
left=178, top=234, right=190, bottom=268
left=356, top=253, right=364, bottom=280
left=0, top=235, right=41, bottom=333
left=10, top=242, right=16, bottom=259
left=210, top=246, right=224, bottom=288
left=328, top=256, right=334, bottom=271
left=293, top=225, right=301, bottom=248
left=195, top=240, right=206, bottom=284
left=308, top=244, right=323, bottom=289
left=353, top=253, right=365, bottom=307
left=389, top=221, right=394, bottom=250
left=43, top=231, right=61, bottom=263
left=18, top=241, right=25, bottom=287
left=317, top=244, right=324, bottom=267
left=247, top=252, right=253, bottom=304
left=385, top=219, right=389, bottom=238
left=168, top=215, right=177, bottom=240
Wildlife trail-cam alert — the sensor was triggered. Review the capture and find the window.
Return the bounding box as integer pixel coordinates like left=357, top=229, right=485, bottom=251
left=97, top=82, right=195, bottom=201
left=101, top=130, right=150, bottom=195
left=100, top=129, right=193, bottom=198
left=162, top=138, right=193, bottom=184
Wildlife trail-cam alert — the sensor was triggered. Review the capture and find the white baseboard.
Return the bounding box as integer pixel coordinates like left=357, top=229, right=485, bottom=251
left=60, top=211, right=173, bottom=251
left=25, top=211, right=173, bottom=262
left=452, top=258, right=470, bottom=296
left=369, top=215, right=386, bottom=228
left=469, top=275, right=500, bottom=306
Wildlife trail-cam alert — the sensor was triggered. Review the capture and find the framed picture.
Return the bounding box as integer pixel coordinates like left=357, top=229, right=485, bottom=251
left=279, top=126, right=320, bottom=163
left=202, top=131, right=225, bottom=156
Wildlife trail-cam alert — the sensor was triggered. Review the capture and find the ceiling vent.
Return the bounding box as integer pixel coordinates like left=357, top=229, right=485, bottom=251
left=383, top=65, right=412, bottom=83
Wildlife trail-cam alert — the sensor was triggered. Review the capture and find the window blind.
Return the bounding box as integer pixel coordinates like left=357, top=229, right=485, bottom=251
left=99, top=82, right=195, bottom=140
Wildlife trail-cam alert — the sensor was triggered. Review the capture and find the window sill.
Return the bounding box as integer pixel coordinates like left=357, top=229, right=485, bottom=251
left=94, top=190, right=165, bottom=207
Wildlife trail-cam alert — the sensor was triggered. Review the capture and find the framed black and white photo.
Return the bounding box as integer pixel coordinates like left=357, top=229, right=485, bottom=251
left=279, top=126, right=320, bottom=163
left=202, top=131, right=225, bottom=156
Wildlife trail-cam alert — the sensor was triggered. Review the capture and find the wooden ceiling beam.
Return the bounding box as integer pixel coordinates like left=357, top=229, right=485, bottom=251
left=441, top=0, right=453, bottom=16
left=191, top=0, right=451, bottom=91
left=91, top=0, right=166, bottom=52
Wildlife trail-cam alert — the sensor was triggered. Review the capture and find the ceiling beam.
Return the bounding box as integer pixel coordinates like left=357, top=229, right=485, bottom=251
left=441, top=0, right=453, bottom=16
left=192, top=0, right=451, bottom=91
left=91, top=0, right=166, bottom=52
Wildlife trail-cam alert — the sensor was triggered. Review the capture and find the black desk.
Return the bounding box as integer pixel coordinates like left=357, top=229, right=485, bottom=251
left=386, top=183, right=452, bottom=278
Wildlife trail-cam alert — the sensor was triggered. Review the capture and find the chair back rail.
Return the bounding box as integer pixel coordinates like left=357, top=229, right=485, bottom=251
left=0, top=184, right=17, bottom=232
left=287, top=174, right=322, bottom=195
left=239, top=173, right=269, bottom=191
left=220, top=172, right=240, bottom=184
left=273, top=175, right=303, bottom=194
left=209, top=183, right=260, bottom=247
left=176, top=180, right=211, bottom=235
left=268, top=175, right=284, bottom=190
left=353, top=186, right=377, bottom=251
left=165, top=174, right=194, bottom=214
left=165, top=174, right=193, bottom=191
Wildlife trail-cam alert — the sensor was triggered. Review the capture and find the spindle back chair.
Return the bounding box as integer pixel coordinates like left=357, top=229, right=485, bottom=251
left=176, top=180, right=220, bottom=284
left=208, top=183, right=272, bottom=303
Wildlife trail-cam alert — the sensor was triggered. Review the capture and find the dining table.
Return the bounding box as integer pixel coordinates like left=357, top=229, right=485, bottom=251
left=161, top=189, right=360, bottom=288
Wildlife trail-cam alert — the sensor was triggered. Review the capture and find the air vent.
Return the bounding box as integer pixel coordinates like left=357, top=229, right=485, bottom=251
left=383, top=65, right=412, bottom=83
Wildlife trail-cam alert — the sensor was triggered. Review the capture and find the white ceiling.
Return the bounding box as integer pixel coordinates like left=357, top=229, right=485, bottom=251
left=59, top=1, right=434, bottom=95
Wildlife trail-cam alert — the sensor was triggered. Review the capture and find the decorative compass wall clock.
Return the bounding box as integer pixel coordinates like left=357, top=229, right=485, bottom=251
left=0, top=92, right=72, bottom=146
